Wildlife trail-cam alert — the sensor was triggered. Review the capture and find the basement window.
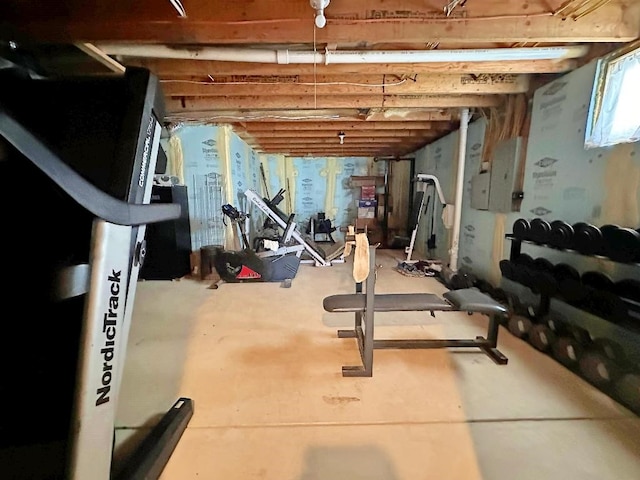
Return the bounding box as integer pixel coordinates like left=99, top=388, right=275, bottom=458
left=585, top=44, right=640, bottom=149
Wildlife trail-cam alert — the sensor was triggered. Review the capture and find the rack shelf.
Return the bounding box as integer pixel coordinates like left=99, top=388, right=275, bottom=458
left=505, top=234, right=640, bottom=268
left=503, top=234, right=640, bottom=334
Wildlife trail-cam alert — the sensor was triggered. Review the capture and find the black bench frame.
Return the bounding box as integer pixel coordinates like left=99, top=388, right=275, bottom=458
left=325, top=246, right=509, bottom=377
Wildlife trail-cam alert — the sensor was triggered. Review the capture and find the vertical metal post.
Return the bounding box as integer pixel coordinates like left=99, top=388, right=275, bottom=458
left=449, top=107, right=470, bottom=271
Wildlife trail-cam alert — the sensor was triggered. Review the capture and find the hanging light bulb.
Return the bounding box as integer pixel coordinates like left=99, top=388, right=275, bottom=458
left=310, top=0, right=330, bottom=28
left=338, top=131, right=345, bottom=145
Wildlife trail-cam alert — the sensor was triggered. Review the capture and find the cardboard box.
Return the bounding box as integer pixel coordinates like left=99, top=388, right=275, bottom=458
left=361, top=185, right=376, bottom=200
left=358, top=207, right=376, bottom=218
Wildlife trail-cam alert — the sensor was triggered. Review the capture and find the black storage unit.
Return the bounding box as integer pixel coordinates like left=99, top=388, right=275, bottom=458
left=140, top=185, right=192, bottom=280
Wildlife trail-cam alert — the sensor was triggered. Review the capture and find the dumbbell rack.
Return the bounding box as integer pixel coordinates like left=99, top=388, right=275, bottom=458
left=503, top=233, right=640, bottom=415
left=505, top=234, right=640, bottom=323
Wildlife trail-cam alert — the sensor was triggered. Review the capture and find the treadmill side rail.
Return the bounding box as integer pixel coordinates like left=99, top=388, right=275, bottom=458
left=68, top=220, right=134, bottom=480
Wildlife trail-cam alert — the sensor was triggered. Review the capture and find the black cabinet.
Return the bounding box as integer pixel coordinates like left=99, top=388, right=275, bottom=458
left=140, top=185, right=192, bottom=280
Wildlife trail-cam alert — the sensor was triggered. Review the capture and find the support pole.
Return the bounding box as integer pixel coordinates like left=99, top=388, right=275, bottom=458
left=449, top=107, right=470, bottom=272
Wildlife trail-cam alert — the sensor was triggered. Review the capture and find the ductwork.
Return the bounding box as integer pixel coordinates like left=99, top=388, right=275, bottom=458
left=96, top=44, right=589, bottom=64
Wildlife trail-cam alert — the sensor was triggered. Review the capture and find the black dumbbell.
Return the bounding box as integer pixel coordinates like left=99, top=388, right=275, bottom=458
left=572, top=222, right=603, bottom=256
left=581, top=271, right=623, bottom=320
left=549, top=220, right=574, bottom=250
left=552, top=263, right=585, bottom=305
left=601, top=225, right=640, bottom=263
left=551, top=336, right=586, bottom=370
left=513, top=218, right=531, bottom=241
left=615, top=279, right=640, bottom=302
left=512, top=254, right=536, bottom=289
left=579, top=349, right=624, bottom=389
left=508, top=314, right=533, bottom=339
left=530, top=218, right=552, bottom=244
left=614, top=373, right=640, bottom=412
left=591, top=337, right=629, bottom=367
left=531, top=257, right=559, bottom=296
left=528, top=322, right=557, bottom=353
left=499, top=260, right=516, bottom=281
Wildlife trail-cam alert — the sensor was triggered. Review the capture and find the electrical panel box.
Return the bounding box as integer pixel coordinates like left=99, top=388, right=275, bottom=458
left=470, top=172, right=491, bottom=210
left=488, top=136, right=522, bottom=213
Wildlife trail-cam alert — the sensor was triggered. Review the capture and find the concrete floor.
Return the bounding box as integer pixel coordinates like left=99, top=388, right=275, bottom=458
left=114, top=249, right=640, bottom=480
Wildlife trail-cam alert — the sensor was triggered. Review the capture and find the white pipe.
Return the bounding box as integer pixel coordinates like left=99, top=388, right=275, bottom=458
left=449, top=107, right=470, bottom=272
left=96, top=44, right=589, bottom=64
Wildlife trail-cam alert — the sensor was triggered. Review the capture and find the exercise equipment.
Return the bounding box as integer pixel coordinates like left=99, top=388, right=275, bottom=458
left=513, top=218, right=531, bottom=241
left=549, top=220, right=574, bottom=249
left=553, top=263, right=585, bottom=305
left=245, top=188, right=334, bottom=267
left=216, top=201, right=302, bottom=283
left=578, top=350, right=623, bottom=388
left=602, top=225, right=640, bottom=263
left=404, top=174, right=451, bottom=262
left=323, top=243, right=509, bottom=377
left=528, top=322, right=557, bottom=352
left=616, top=279, right=640, bottom=302
left=552, top=336, right=586, bottom=370
left=572, top=222, right=603, bottom=256
left=508, top=315, right=533, bottom=339
left=0, top=67, right=191, bottom=480
left=530, top=218, right=552, bottom=244
left=614, top=373, right=640, bottom=412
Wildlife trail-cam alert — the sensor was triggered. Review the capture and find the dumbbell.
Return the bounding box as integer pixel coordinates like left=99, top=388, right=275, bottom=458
left=513, top=218, right=531, bottom=241
left=601, top=224, right=640, bottom=263
left=552, top=263, right=585, bottom=305
left=581, top=271, right=626, bottom=321
left=499, top=259, right=516, bottom=281
left=550, top=324, right=592, bottom=370
left=614, top=373, right=640, bottom=412
left=528, top=321, right=557, bottom=353
left=529, top=218, right=552, bottom=244
left=572, top=222, right=603, bottom=256
left=548, top=220, right=574, bottom=250
left=615, top=279, right=640, bottom=302
left=531, top=257, right=559, bottom=297
left=578, top=348, right=624, bottom=389
left=591, top=337, right=629, bottom=367
left=507, top=314, right=533, bottom=339
left=511, top=253, right=536, bottom=290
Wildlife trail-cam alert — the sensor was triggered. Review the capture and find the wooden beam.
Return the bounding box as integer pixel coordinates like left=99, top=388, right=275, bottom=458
left=160, top=74, right=530, bottom=96
left=163, top=109, right=454, bottom=123
left=125, top=58, right=578, bottom=76
left=238, top=121, right=445, bottom=130
left=4, top=0, right=636, bottom=43
left=166, top=95, right=500, bottom=112
left=252, top=138, right=422, bottom=145
left=241, top=129, right=437, bottom=138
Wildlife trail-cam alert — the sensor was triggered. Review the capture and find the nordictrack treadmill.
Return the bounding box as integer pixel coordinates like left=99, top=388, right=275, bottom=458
left=0, top=67, right=193, bottom=480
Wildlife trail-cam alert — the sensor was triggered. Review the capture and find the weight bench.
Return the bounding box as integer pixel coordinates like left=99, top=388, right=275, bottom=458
left=323, top=245, right=509, bottom=377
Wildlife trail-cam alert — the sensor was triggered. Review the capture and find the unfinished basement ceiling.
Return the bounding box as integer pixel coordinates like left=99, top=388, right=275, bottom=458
left=2, top=0, right=638, bottom=158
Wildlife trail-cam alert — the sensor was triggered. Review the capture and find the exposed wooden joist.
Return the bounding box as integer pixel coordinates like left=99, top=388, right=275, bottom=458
left=237, top=121, right=447, bottom=131
left=3, top=0, right=637, bottom=43
left=251, top=138, right=426, bottom=145
left=167, top=110, right=453, bottom=123
left=123, top=58, right=578, bottom=76
left=166, top=95, right=501, bottom=112
left=240, top=129, right=438, bottom=138
left=160, top=74, right=530, bottom=96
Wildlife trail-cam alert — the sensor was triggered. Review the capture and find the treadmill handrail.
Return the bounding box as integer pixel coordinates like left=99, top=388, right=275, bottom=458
left=0, top=108, right=180, bottom=226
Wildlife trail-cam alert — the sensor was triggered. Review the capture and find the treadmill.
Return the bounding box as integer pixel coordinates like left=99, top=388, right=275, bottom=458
left=0, top=66, right=193, bottom=479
